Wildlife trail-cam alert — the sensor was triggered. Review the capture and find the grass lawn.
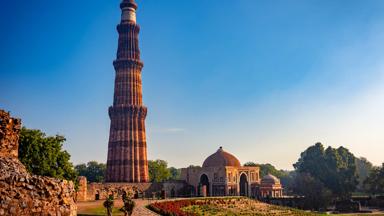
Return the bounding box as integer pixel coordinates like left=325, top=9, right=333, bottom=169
left=77, top=200, right=126, bottom=216
left=77, top=206, right=124, bottom=216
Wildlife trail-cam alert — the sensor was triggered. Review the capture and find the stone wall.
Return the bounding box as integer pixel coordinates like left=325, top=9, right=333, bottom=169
left=0, top=110, right=21, bottom=158
left=180, top=166, right=202, bottom=193
left=86, top=182, right=155, bottom=201
left=0, top=110, right=77, bottom=216
left=76, top=177, right=191, bottom=201
left=162, top=180, right=194, bottom=198
left=76, top=176, right=87, bottom=202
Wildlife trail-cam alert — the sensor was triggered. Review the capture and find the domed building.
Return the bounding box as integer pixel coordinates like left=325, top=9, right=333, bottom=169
left=260, top=174, right=283, bottom=198
left=181, top=147, right=265, bottom=197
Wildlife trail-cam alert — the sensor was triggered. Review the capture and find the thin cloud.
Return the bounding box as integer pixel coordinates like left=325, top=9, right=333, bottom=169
left=153, top=128, right=186, bottom=134
left=164, top=128, right=186, bottom=133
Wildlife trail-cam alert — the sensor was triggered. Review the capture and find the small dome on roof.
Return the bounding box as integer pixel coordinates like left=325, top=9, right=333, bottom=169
left=202, top=147, right=241, bottom=168
left=261, top=174, right=281, bottom=184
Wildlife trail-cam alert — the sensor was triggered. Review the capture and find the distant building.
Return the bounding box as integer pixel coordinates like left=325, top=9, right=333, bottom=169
left=260, top=174, right=283, bottom=198
left=181, top=147, right=283, bottom=198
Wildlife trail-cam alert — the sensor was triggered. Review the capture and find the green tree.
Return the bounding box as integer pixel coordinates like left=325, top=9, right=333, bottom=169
left=244, top=162, right=294, bottom=190
left=169, top=167, right=181, bottom=180
left=120, top=194, right=135, bottom=216
left=18, top=127, right=77, bottom=181
left=293, top=143, right=327, bottom=181
left=75, top=161, right=106, bottom=183
left=323, top=146, right=358, bottom=198
left=355, top=157, right=373, bottom=192
left=103, top=195, right=114, bottom=216
left=244, top=162, right=258, bottom=167
left=293, top=143, right=358, bottom=200
left=244, top=162, right=281, bottom=177
left=291, top=172, right=332, bottom=210
left=148, top=160, right=171, bottom=182
left=364, top=163, right=384, bottom=195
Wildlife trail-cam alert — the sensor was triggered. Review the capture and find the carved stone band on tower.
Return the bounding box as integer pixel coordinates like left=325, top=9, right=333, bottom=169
left=106, top=0, right=149, bottom=183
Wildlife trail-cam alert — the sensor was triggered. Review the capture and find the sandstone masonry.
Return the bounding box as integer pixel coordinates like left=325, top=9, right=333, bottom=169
left=106, top=0, right=149, bottom=183
left=0, top=110, right=77, bottom=216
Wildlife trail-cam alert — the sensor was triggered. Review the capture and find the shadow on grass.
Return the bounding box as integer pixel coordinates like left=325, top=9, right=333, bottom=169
left=77, top=207, right=124, bottom=216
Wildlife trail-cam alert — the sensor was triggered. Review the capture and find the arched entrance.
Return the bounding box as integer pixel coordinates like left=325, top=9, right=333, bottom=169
left=95, top=190, right=100, bottom=200
left=240, top=173, right=248, bottom=196
left=199, top=174, right=210, bottom=197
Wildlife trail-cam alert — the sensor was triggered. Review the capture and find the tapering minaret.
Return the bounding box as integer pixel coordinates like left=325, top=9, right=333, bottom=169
left=106, top=0, right=149, bottom=183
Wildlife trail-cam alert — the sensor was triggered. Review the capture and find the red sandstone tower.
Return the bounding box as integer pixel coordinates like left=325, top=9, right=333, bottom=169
left=106, top=0, right=149, bottom=183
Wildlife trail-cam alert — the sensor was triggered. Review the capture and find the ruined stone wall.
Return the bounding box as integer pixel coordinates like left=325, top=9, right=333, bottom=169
left=0, top=110, right=77, bottom=216
left=162, top=180, right=191, bottom=198
left=76, top=176, right=87, bottom=202
left=0, top=110, right=20, bottom=158
left=82, top=180, right=190, bottom=201
left=86, top=182, right=155, bottom=200
left=180, top=167, right=202, bottom=191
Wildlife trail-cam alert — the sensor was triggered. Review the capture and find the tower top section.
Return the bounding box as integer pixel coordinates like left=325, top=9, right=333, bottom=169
left=120, top=0, right=138, bottom=24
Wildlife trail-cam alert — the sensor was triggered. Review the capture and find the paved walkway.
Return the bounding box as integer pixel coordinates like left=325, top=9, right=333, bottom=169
left=132, top=199, right=159, bottom=216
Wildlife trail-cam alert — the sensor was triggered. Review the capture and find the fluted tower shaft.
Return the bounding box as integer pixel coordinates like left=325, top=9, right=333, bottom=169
left=106, top=0, right=149, bottom=183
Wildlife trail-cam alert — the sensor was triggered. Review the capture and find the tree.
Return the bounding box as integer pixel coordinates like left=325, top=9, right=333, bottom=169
left=148, top=160, right=171, bottom=182
left=291, top=172, right=332, bottom=210
left=355, top=157, right=373, bottom=192
left=323, top=146, right=358, bottom=198
left=293, top=143, right=358, bottom=199
left=18, top=127, right=77, bottom=181
left=169, top=167, right=181, bottom=180
left=120, top=192, right=135, bottom=216
left=244, top=162, right=258, bottom=167
left=364, top=163, right=384, bottom=195
left=103, top=195, right=114, bottom=216
left=293, top=143, right=327, bottom=181
left=244, top=162, right=281, bottom=177
left=75, top=161, right=106, bottom=183
left=244, top=162, right=292, bottom=187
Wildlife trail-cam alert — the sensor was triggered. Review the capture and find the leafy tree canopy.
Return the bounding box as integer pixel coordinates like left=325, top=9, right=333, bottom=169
left=244, top=162, right=294, bottom=189
left=293, top=142, right=358, bottom=199
left=355, top=157, right=374, bottom=191
left=244, top=162, right=289, bottom=179
left=169, top=167, right=181, bottom=180
left=18, top=127, right=77, bottom=181
left=291, top=172, right=332, bottom=210
left=148, top=160, right=171, bottom=183
left=75, top=161, right=106, bottom=183
left=364, top=163, right=384, bottom=195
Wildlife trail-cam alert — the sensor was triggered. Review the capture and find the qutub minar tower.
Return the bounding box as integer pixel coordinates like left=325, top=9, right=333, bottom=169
left=106, top=0, right=149, bottom=183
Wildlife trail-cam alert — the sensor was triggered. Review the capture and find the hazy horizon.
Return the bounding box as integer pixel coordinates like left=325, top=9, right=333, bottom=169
left=1, top=0, right=384, bottom=170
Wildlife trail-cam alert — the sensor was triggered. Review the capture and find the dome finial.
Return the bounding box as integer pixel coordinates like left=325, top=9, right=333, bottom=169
left=203, top=147, right=241, bottom=167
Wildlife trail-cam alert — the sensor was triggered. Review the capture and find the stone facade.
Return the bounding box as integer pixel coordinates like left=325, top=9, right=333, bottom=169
left=106, top=0, right=149, bottom=183
left=0, top=110, right=77, bottom=216
left=181, top=147, right=283, bottom=198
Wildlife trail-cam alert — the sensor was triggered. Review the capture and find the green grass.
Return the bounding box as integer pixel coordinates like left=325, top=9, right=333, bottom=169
left=77, top=207, right=124, bottom=216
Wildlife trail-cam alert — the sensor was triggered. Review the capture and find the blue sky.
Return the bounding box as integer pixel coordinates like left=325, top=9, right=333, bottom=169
left=1, top=0, right=384, bottom=170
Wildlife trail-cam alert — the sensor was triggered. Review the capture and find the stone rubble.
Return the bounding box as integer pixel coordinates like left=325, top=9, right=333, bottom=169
left=0, top=110, right=77, bottom=216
